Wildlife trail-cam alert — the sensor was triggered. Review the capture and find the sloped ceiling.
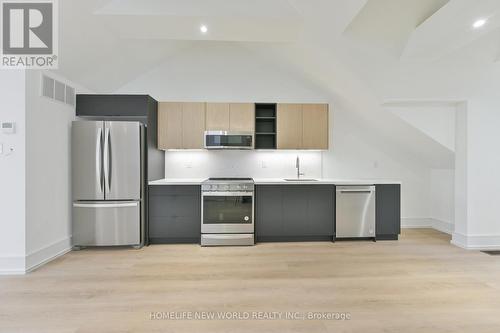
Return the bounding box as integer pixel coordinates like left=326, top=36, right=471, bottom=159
left=58, top=0, right=197, bottom=92
left=402, top=0, right=500, bottom=60
left=94, top=0, right=302, bottom=42
left=57, top=0, right=500, bottom=92
left=344, top=0, right=449, bottom=57
left=55, top=0, right=500, bottom=168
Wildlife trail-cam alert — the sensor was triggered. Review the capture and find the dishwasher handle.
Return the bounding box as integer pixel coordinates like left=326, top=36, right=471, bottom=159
left=336, top=186, right=375, bottom=193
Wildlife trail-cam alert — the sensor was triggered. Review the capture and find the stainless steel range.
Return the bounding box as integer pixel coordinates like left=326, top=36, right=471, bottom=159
left=201, top=178, right=255, bottom=246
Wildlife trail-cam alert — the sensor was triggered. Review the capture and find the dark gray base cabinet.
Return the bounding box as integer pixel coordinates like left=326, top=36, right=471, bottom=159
left=255, top=185, right=335, bottom=242
left=375, top=184, right=401, bottom=240
left=147, top=183, right=400, bottom=245
left=148, top=185, right=201, bottom=244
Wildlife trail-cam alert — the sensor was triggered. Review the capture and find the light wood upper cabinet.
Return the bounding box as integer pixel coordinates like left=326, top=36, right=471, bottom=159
left=206, top=103, right=255, bottom=132
left=276, top=103, right=329, bottom=150
left=277, top=103, right=303, bottom=149
left=206, top=103, right=230, bottom=130
left=158, top=102, right=206, bottom=150
left=182, top=102, right=206, bottom=149
left=302, top=104, right=329, bottom=150
left=158, top=101, right=328, bottom=150
left=229, top=103, right=255, bottom=132
left=158, top=102, right=183, bottom=149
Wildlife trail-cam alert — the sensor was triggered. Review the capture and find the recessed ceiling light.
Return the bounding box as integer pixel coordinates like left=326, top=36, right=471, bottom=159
left=473, top=19, right=487, bottom=29
left=200, top=25, right=208, bottom=34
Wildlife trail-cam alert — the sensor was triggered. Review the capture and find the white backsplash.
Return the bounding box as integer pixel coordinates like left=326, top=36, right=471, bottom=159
left=164, top=150, right=323, bottom=179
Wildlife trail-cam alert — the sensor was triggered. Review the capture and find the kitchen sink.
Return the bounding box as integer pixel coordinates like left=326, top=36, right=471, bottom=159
left=283, top=178, right=318, bottom=181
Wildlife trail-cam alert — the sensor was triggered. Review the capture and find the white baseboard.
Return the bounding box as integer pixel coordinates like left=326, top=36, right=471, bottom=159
left=429, top=218, right=454, bottom=234
left=402, top=217, right=454, bottom=234
left=25, top=237, right=72, bottom=272
left=451, top=232, right=500, bottom=250
left=402, top=217, right=433, bottom=228
left=403, top=219, right=500, bottom=250
left=0, top=256, right=25, bottom=275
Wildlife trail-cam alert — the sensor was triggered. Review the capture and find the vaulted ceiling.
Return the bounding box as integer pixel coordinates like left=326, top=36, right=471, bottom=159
left=55, top=0, right=500, bottom=168
left=57, top=0, right=500, bottom=94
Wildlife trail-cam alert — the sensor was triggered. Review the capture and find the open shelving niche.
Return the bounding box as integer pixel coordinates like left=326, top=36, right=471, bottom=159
left=255, top=103, right=277, bottom=149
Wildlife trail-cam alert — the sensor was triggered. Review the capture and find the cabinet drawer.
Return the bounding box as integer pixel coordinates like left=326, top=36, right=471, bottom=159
left=149, top=185, right=200, bottom=197
left=148, top=185, right=201, bottom=243
left=149, top=217, right=200, bottom=239
left=149, top=195, right=199, bottom=218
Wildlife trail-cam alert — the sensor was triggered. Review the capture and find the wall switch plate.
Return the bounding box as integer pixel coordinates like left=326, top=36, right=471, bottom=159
left=1, top=122, right=15, bottom=134
left=0, top=143, right=3, bottom=154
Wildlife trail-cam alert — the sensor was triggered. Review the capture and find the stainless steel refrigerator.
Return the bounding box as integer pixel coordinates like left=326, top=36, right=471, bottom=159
left=72, top=121, right=145, bottom=248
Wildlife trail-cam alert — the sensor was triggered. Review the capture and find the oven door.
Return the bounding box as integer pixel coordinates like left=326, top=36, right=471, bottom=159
left=202, top=192, right=254, bottom=233
left=205, top=131, right=253, bottom=149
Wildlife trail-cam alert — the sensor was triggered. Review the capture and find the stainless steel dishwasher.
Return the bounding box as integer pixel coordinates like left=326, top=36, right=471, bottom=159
left=335, top=185, right=376, bottom=239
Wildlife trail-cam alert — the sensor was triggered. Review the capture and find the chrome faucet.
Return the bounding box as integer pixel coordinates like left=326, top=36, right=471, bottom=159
left=296, top=155, right=305, bottom=179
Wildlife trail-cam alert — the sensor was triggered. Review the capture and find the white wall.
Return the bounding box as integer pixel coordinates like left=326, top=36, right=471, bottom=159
left=429, top=169, right=454, bottom=233
left=387, top=105, right=456, bottom=151
left=116, top=43, right=434, bottom=221
left=452, top=102, right=468, bottom=242
left=24, top=70, right=84, bottom=270
left=457, top=98, right=500, bottom=248
left=116, top=43, right=328, bottom=102
left=0, top=71, right=26, bottom=274
left=378, top=59, right=500, bottom=249
left=451, top=98, right=500, bottom=249
left=323, top=104, right=431, bottom=219
left=0, top=69, right=90, bottom=274
left=381, top=103, right=457, bottom=230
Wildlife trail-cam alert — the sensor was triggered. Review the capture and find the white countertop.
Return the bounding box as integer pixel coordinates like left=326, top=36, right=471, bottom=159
left=253, top=178, right=401, bottom=185
left=149, top=178, right=401, bottom=185
left=149, top=178, right=207, bottom=185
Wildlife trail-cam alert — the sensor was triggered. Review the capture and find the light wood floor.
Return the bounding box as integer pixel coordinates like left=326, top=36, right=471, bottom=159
left=2, top=229, right=500, bottom=333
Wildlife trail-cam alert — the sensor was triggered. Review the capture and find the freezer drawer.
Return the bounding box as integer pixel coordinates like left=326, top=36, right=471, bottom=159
left=73, top=201, right=140, bottom=246
left=336, top=186, right=376, bottom=238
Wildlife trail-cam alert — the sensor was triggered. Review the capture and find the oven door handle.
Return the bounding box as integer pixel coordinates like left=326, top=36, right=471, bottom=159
left=202, top=192, right=253, bottom=197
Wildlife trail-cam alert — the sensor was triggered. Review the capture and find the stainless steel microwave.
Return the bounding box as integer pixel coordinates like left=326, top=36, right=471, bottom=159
left=204, top=131, right=253, bottom=149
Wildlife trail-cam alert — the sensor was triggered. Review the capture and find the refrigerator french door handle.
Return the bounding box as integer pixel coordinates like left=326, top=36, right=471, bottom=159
left=96, top=128, right=103, bottom=193
left=104, top=127, right=111, bottom=193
